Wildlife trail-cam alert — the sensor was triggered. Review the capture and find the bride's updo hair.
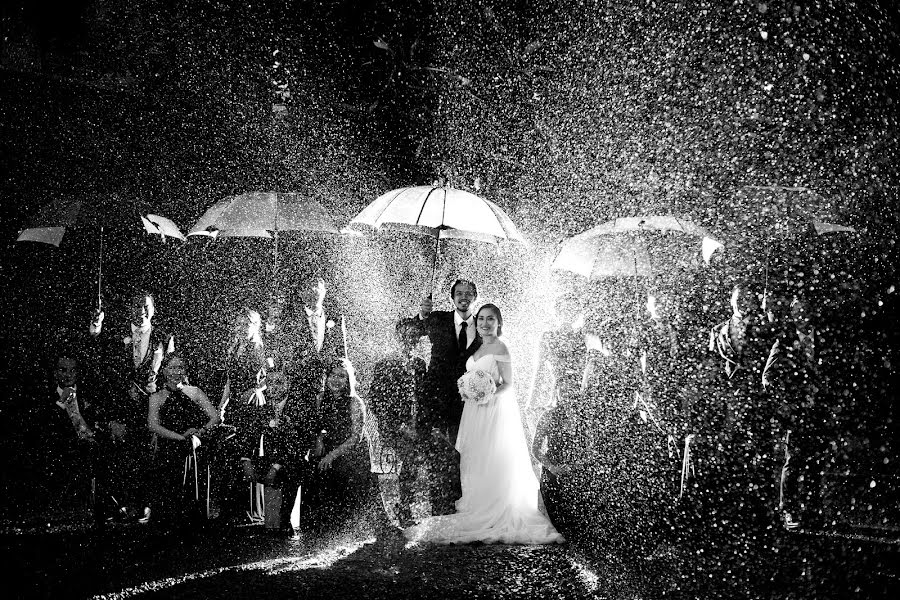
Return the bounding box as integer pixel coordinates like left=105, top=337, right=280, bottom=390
left=475, top=303, right=503, bottom=337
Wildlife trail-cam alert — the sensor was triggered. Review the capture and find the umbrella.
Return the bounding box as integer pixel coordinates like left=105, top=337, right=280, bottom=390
left=732, top=186, right=857, bottom=241
left=346, top=184, right=526, bottom=289
left=141, top=215, right=188, bottom=243
left=17, top=197, right=186, bottom=246
left=551, top=215, right=724, bottom=280
left=16, top=195, right=186, bottom=308
left=188, top=191, right=339, bottom=273
left=731, top=186, right=858, bottom=305
left=189, top=191, right=338, bottom=238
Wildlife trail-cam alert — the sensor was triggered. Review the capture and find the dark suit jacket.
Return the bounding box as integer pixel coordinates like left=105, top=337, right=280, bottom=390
left=284, top=309, right=341, bottom=385
left=413, top=310, right=482, bottom=435
left=368, top=353, right=427, bottom=445
left=87, top=320, right=173, bottom=420
left=29, top=387, right=101, bottom=481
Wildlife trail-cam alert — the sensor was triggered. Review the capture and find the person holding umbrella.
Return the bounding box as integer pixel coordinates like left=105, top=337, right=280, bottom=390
left=410, top=278, right=482, bottom=516
left=89, top=291, right=174, bottom=398
left=88, top=290, right=174, bottom=524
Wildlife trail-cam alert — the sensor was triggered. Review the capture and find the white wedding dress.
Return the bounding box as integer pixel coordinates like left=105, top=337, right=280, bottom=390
left=404, top=353, right=564, bottom=545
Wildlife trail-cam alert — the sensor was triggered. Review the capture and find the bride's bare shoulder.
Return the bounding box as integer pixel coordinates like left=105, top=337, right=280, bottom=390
left=494, top=340, right=512, bottom=362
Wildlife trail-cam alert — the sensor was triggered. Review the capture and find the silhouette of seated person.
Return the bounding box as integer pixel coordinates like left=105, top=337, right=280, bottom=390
left=367, top=317, right=427, bottom=527
left=26, top=350, right=99, bottom=518
left=306, top=358, right=377, bottom=534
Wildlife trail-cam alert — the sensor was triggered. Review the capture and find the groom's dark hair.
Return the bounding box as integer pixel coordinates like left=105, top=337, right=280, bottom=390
left=450, top=278, right=478, bottom=298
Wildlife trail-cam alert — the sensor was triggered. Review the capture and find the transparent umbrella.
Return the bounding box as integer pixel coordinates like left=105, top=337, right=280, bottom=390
left=188, top=191, right=340, bottom=273
left=551, top=215, right=723, bottom=280
left=16, top=194, right=186, bottom=310
left=346, top=184, right=526, bottom=291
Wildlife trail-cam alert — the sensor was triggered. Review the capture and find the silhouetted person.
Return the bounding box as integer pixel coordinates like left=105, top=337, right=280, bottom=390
left=89, top=291, right=174, bottom=523
left=147, top=353, right=219, bottom=528
left=367, top=317, right=427, bottom=526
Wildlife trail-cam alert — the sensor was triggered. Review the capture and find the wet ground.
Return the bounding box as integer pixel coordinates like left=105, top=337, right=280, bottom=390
left=3, top=511, right=898, bottom=599
left=3, top=519, right=613, bottom=599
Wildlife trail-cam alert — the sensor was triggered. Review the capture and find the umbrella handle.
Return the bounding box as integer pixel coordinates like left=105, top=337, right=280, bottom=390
left=273, top=191, right=279, bottom=285
left=762, top=245, right=771, bottom=311
left=430, top=236, right=440, bottom=299
left=97, top=226, right=104, bottom=310
left=273, top=229, right=279, bottom=282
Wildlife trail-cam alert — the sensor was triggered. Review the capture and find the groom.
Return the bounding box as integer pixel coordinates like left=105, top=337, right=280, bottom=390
left=412, top=278, right=482, bottom=515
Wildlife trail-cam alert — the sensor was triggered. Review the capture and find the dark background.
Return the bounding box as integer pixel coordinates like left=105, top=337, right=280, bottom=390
left=0, top=2, right=898, bottom=595
left=2, top=0, right=897, bottom=406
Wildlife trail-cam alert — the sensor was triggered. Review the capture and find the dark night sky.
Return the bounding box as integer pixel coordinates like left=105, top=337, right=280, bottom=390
left=3, top=0, right=899, bottom=233
left=1, top=0, right=898, bottom=336
left=0, top=7, right=898, bottom=597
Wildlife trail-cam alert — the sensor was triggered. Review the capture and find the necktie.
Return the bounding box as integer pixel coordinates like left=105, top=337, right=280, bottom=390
left=458, top=322, right=468, bottom=354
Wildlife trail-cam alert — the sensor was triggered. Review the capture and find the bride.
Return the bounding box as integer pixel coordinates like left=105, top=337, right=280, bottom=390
left=404, top=303, right=564, bottom=545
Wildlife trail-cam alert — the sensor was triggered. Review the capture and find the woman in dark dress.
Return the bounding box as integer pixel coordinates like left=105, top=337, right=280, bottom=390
left=148, top=353, right=220, bottom=527
left=307, top=357, right=377, bottom=534
left=531, top=398, right=579, bottom=536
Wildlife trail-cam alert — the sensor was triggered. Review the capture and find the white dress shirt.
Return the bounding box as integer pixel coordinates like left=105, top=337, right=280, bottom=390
left=304, top=306, right=326, bottom=353
left=131, top=322, right=151, bottom=367
left=454, top=311, right=475, bottom=349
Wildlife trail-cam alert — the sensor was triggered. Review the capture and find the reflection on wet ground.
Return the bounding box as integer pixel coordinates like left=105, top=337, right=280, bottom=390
left=3, top=512, right=897, bottom=599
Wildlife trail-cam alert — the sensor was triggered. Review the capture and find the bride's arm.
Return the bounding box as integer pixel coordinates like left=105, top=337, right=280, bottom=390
left=495, top=343, right=514, bottom=399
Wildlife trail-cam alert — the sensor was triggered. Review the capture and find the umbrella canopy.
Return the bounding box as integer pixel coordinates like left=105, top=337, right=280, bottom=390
left=141, top=215, right=188, bottom=242
left=551, top=216, right=723, bottom=279
left=15, top=194, right=186, bottom=310
left=347, top=185, right=526, bottom=244
left=347, top=184, right=526, bottom=294
left=16, top=196, right=185, bottom=246
left=732, top=186, right=857, bottom=241
left=728, top=186, right=859, bottom=304
left=188, top=191, right=339, bottom=238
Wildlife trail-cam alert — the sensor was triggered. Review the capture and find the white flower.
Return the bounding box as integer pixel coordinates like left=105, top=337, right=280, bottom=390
left=457, top=369, right=497, bottom=405
left=123, top=336, right=132, bottom=345
left=326, top=319, right=336, bottom=329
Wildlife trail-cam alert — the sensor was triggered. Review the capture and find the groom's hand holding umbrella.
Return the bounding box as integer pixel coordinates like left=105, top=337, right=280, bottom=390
left=419, top=295, right=433, bottom=319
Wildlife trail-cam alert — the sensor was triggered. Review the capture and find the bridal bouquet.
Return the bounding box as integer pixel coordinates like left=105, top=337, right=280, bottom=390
left=457, top=369, right=496, bottom=405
